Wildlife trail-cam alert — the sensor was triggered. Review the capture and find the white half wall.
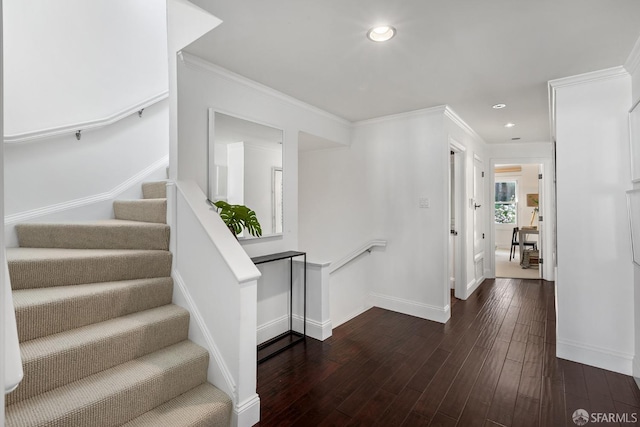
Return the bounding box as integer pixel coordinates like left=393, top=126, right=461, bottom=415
left=551, top=68, right=635, bottom=374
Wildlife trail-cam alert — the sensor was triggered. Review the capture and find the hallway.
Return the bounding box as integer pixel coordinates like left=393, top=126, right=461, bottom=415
left=256, top=278, right=640, bottom=426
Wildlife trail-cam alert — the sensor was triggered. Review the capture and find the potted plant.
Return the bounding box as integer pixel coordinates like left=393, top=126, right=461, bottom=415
left=211, top=200, right=262, bottom=238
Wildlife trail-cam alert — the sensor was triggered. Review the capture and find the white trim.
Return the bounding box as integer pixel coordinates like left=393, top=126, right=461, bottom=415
left=180, top=52, right=350, bottom=127
left=466, top=277, right=482, bottom=297
left=352, top=105, right=446, bottom=127
left=633, top=355, right=640, bottom=382
left=4, top=155, right=169, bottom=224
left=4, top=91, right=169, bottom=144
left=172, top=270, right=237, bottom=399
left=256, top=314, right=289, bottom=345
left=624, top=35, right=640, bottom=75
left=444, top=106, right=487, bottom=145
left=329, top=240, right=387, bottom=274
left=292, top=314, right=332, bottom=341
left=232, top=393, right=260, bottom=427
left=557, top=338, right=634, bottom=375
left=548, top=66, right=629, bottom=90
left=369, top=292, right=450, bottom=324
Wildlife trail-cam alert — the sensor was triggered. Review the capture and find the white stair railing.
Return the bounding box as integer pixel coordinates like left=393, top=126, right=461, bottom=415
left=329, top=240, right=387, bottom=274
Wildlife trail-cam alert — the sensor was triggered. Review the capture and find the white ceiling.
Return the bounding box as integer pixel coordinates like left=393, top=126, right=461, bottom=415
left=185, top=0, right=640, bottom=144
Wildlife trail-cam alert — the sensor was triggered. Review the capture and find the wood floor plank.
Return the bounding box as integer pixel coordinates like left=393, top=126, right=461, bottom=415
left=255, top=279, right=640, bottom=427
left=485, top=358, right=523, bottom=426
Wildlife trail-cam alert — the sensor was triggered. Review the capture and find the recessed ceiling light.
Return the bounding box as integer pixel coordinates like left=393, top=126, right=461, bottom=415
left=492, top=103, right=506, bottom=109
left=367, top=25, right=396, bottom=42
left=504, top=123, right=516, bottom=128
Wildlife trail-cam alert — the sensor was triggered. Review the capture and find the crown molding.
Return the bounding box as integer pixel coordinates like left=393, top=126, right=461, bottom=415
left=443, top=106, right=487, bottom=144
left=625, top=35, right=640, bottom=75
left=179, top=52, right=351, bottom=127
left=548, top=66, right=629, bottom=90
left=4, top=91, right=168, bottom=144
left=352, top=105, right=447, bottom=127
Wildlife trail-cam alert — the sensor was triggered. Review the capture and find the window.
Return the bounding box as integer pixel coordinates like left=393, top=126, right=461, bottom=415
left=495, top=181, right=517, bottom=224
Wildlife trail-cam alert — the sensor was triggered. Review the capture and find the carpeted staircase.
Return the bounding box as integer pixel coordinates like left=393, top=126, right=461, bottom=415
left=5, top=182, right=232, bottom=427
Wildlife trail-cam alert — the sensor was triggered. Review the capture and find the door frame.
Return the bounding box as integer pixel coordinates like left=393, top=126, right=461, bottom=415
left=449, top=139, right=467, bottom=301
left=488, top=157, right=555, bottom=281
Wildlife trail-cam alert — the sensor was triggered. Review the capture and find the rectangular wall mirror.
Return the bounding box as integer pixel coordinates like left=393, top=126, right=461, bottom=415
left=208, top=110, right=284, bottom=238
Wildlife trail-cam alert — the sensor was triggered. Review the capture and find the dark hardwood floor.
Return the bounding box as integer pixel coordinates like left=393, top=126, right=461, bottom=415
left=256, top=278, right=640, bottom=426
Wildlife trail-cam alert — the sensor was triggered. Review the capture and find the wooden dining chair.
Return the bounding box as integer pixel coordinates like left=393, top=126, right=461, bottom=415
left=510, top=226, right=536, bottom=261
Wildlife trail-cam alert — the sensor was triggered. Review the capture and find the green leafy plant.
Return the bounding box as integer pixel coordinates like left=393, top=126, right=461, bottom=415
left=212, top=200, right=262, bottom=238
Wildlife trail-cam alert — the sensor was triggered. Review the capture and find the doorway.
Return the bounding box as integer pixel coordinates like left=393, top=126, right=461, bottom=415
left=493, top=163, right=542, bottom=279
left=449, top=140, right=466, bottom=303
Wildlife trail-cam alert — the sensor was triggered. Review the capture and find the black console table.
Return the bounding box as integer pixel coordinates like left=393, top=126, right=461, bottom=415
left=251, top=251, right=306, bottom=364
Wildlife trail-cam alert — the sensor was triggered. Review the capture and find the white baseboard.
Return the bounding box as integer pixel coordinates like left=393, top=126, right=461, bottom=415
left=233, top=394, right=260, bottom=427
left=369, top=292, right=450, bottom=324
left=467, top=277, right=483, bottom=296
left=257, top=315, right=289, bottom=345
left=634, top=357, right=640, bottom=390
left=258, top=314, right=333, bottom=342
left=292, top=314, right=332, bottom=341
left=5, top=155, right=168, bottom=225
left=557, top=338, right=633, bottom=375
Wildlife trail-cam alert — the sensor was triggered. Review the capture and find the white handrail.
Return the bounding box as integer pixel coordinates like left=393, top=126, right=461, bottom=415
left=4, top=260, right=23, bottom=394
left=329, top=240, right=387, bottom=274
left=4, top=91, right=168, bottom=144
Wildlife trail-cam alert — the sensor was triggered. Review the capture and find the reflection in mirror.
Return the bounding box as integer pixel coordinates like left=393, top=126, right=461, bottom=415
left=209, top=110, right=283, bottom=238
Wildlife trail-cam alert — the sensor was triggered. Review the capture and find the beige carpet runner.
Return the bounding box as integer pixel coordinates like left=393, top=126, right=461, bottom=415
left=5, top=182, right=232, bottom=427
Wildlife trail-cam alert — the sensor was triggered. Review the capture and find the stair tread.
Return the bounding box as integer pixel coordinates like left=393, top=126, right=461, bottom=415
left=7, top=248, right=172, bottom=290
left=13, top=277, right=174, bottom=342
left=6, top=341, right=208, bottom=427
left=7, top=247, right=170, bottom=260
left=16, top=220, right=170, bottom=250
left=141, top=181, right=167, bottom=199
left=114, top=199, right=167, bottom=224
left=9, top=305, right=189, bottom=405
left=13, top=277, right=172, bottom=308
left=123, top=383, right=232, bottom=427
left=21, top=304, right=188, bottom=356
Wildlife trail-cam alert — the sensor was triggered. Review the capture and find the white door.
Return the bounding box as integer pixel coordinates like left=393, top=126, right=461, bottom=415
left=473, top=156, right=485, bottom=281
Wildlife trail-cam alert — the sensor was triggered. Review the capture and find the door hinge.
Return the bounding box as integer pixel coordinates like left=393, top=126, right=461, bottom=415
left=538, top=216, right=543, bottom=222
left=482, top=171, right=485, bottom=178
left=539, top=258, right=543, bottom=265
left=482, top=233, right=485, bottom=239
left=538, top=173, right=543, bottom=179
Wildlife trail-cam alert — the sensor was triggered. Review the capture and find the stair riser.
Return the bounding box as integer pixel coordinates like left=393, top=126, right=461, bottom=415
left=8, top=311, right=190, bottom=405
left=114, top=199, right=167, bottom=224
left=6, top=348, right=208, bottom=427
left=16, top=224, right=170, bottom=250
left=142, top=182, right=167, bottom=199
left=9, top=252, right=172, bottom=290
left=14, top=278, right=174, bottom=342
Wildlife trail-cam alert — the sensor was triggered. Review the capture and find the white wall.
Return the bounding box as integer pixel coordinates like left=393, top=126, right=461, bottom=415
left=3, top=0, right=168, bottom=137
left=625, top=37, right=640, bottom=384
left=176, top=53, right=351, bottom=257
left=3, top=100, right=169, bottom=245
left=1, top=0, right=6, bottom=417
left=299, top=107, right=486, bottom=326
left=176, top=53, right=351, bottom=341
left=552, top=69, right=635, bottom=374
